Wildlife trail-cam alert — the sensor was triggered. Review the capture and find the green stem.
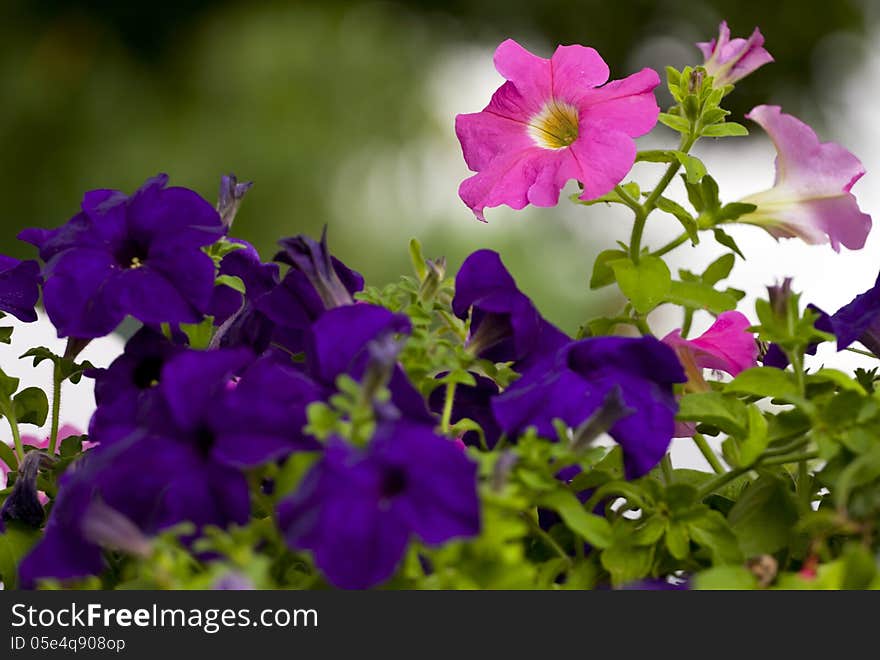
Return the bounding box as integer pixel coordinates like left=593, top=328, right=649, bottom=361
left=680, top=309, right=694, bottom=339
left=630, top=134, right=697, bottom=263
left=845, top=346, right=880, bottom=360
left=693, top=433, right=725, bottom=474
left=634, top=316, right=652, bottom=336
left=613, top=184, right=643, bottom=214
left=8, top=413, right=23, bottom=465
left=48, top=362, right=62, bottom=455
left=762, top=452, right=819, bottom=468
left=629, top=209, right=648, bottom=263
left=661, top=454, right=674, bottom=484
left=650, top=232, right=690, bottom=258
left=521, top=511, right=571, bottom=564
left=798, top=459, right=812, bottom=508
left=440, top=382, right=456, bottom=435
left=696, top=466, right=748, bottom=499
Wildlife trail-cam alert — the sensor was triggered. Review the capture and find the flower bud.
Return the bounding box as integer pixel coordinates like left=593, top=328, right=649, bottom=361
left=216, top=174, right=253, bottom=229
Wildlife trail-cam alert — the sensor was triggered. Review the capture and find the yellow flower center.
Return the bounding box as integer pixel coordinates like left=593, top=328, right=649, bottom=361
left=528, top=101, right=579, bottom=149
left=129, top=256, right=143, bottom=269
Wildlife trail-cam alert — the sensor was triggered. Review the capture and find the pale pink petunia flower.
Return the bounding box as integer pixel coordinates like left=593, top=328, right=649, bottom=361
left=455, top=38, right=660, bottom=221
left=696, top=21, right=774, bottom=87
left=737, top=105, right=872, bottom=251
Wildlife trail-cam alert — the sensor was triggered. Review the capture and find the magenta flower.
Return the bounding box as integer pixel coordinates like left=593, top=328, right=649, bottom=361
left=696, top=21, right=773, bottom=86
left=737, top=105, right=871, bottom=251
left=455, top=39, right=660, bottom=221
left=662, top=311, right=758, bottom=388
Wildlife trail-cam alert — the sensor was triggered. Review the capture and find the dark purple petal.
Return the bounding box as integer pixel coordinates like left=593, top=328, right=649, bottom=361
left=372, top=421, right=480, bottom=545
left=159, top=348, right=253, bottom=432
left=18, top=174, right=224, bottom=338
left=305, top=304, right=411, bottom=386
left=212, top=356, right=321, bottom=467
left=493, top=336, right=686, bottom=478
left=830, top=273, right=880, bottom=353
left=0, top=256, right=40, bottom=322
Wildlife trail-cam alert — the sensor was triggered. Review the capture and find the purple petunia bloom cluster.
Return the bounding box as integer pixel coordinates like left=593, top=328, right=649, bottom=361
left=14, top=174, right=483, bottom=590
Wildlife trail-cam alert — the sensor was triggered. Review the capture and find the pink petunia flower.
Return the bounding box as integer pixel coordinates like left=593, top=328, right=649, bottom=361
left=455, top=39, right=660, bottom=221
left=664, top=311, right=757, bottom=438
left=737, top=105, right=871, bottom=251
left=663, top=311, right=758, bottom=391
left=696, top=21, right=773, bottom=87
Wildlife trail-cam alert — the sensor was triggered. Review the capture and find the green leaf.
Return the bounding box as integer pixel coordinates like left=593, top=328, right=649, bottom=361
left=539, top=490, right=612, bottom=549
left=0, top=522, right=40, bottom=589
left=665, top=281, right=738, bottom=314
left=0, top=441, right=17, bottom=471
left=59, top=434, right=84, bottom=457
left=658, top=112, right=691, bottom=134
left=571, top=182, right=640, bottom=208
left=600, top=541, right=654, bottom=586
left=687, top=510, right=743, bottom=564
left=728, top=474, right=799, bottom=556
left=609, top=256, right=671, bottom=314
left=736, top=405, right=770, bottom=467
left=0, top=327, right=13, bottom=344
left=835, top=444, right=880, bottom=508
left=274, top=451, right=321, bottom=500
left=180, top=317, right=215, bottom=350
left=693, top=565, right=757, bottom=590
left=215, top=274, right=246, bottom=295
left=12, top=387, right=49, bottom=427
left=656, top=198, right=699, bottom=244
left=665, top=521, right=690, bottom=559
left=725, top=367, right=799, bottom=400
left=700, top=122, right=749, bottom=137
left=712, top=228, right=745, bottom=259
left=589, top=249, right=628, bottom=289
left=19, top=348, right=94, bottom=385
left=635, top=150, right=675, bottom=164
left=0, top=369, right=20, bottom=400
left=677, top=391, right=748, bottom=437
left=408, top=238, right=427, bottom=280
left=716, top=202, right=757, bottom=222
left=702, top=254, right=735, bottom=286
left=673, top=152, right=707, bottom=183
left=631, top=516, right=666, bottom=546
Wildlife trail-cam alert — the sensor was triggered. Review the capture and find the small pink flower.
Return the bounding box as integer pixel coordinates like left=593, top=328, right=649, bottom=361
left=696, top=21, right=773, bottom=86
left=456, top=39, right=660, bottom=221
left=663, top=311, right=758, bottom=389
left=738, top=105, right=871, bottom=251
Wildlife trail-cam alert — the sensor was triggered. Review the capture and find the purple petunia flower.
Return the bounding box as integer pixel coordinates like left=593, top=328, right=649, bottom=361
left=256, top=229, right=364, bottom=354
left=492, top=336, right=686, bottom=479
left=0, top=255, right=40, bottom=323
left=20, top=346, right=325, bottom=587
left=208, top=239, right=281, bottom=352
left=18, top=174, right=225, bottom=338
left=277, top=419, right=480, bottom=589
left=453, top=249, right=568, bottom=369
left=88, top=327, right=185, bottom=445
left=305, top=303, right=434, bottom=423
left=826, top=273, right=880, bottom=355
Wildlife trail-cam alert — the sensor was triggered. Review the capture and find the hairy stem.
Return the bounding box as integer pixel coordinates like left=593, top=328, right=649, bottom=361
left=693, top=433, right=725, bottom=474
left=48, top=361, right=62, bottom=455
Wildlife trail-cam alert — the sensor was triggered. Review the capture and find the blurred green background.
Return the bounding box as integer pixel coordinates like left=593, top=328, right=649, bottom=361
left=0, top=0, right=868, bottom=333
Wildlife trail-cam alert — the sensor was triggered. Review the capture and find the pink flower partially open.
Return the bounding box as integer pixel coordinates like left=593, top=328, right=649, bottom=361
left=696, top=21, right=773, bottom=86
left=662, top=311, right=758, bottom=389
left=738, top=105, right=871, bottom=251
left=455, top=39, right=660, bottom=221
